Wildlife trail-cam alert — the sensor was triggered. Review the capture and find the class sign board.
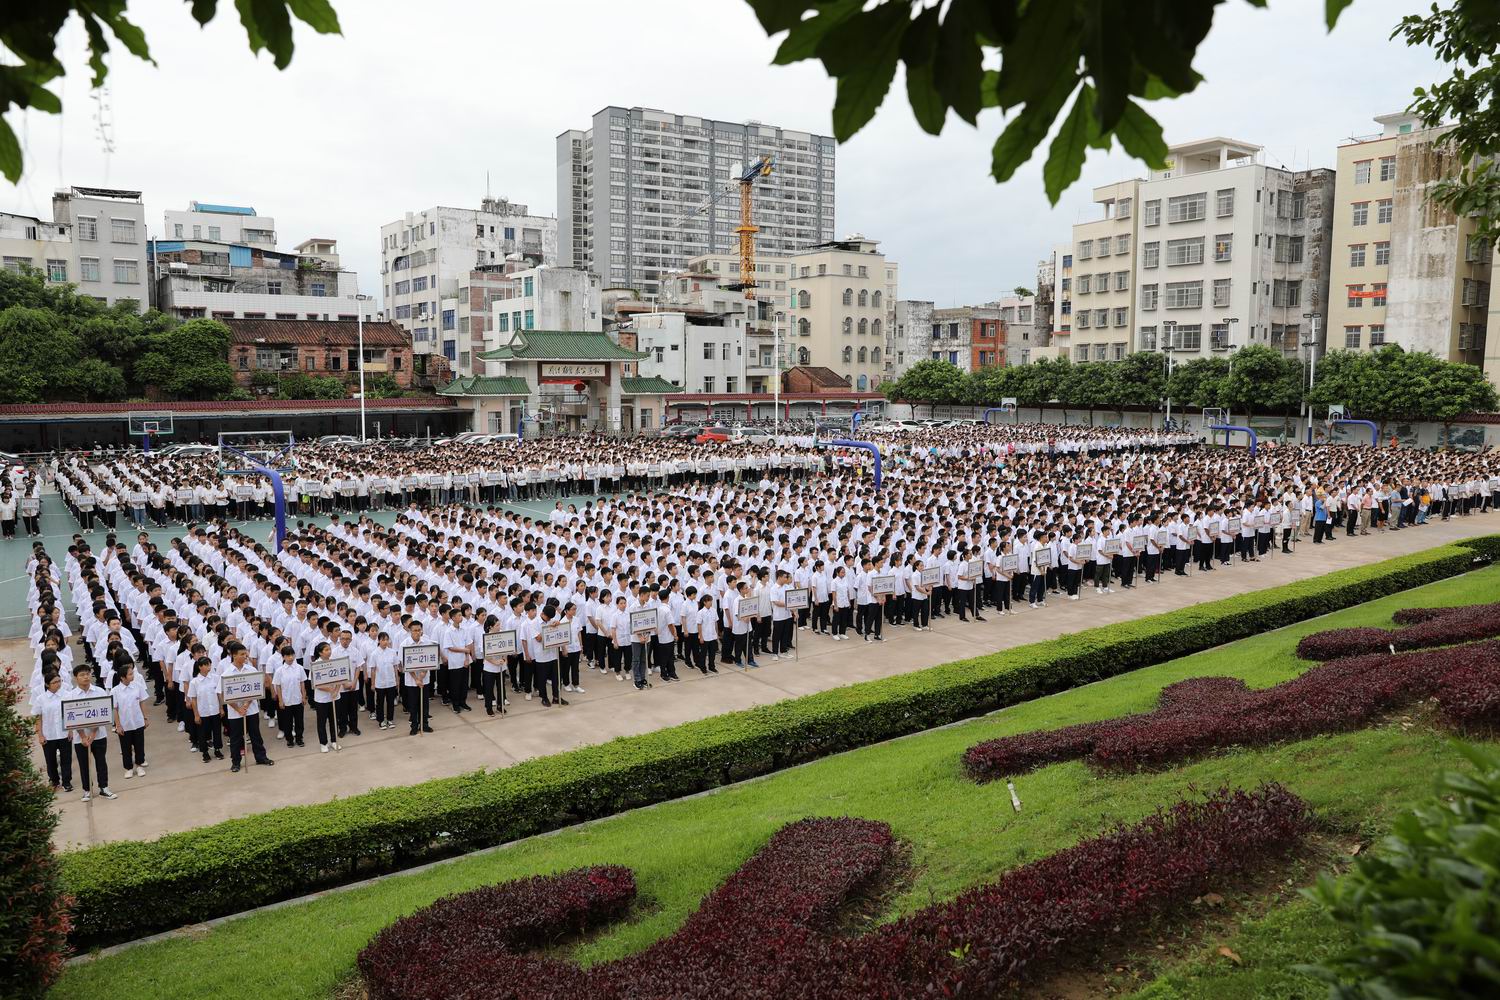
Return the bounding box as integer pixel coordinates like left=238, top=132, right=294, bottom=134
left=1000, top=554, right=1020, bottom=573
left=870, top=574, right=897, bottom=595
left=484, top=630, right=518, bottom=657
left=630, top=609, right=659, bottom=634
left=1228, top=517, right=1243, bottom=534
left=1075, top=542, right=1095, bottom=561
left=311, top=657, right=353, bottom=689
left=1033, top=547, right=1054, bottom=569
left=964, top=558, right=983, bottom=580
left=62, top=694, right=113, bottom=732
left=402, top=643, right=441, bottom=674
left=20, top=498, right=39, bottom=516
left=1102, top=538, right=1122, bottom=555
left=784, top=587, right=810, bottom=611
left=542, top=624, right=571, bottom=649
left=736, top=595, right=765, bottom=620
left=220, top=671, right=265, bottom=704
left=920, top=566, right=942, bottom=586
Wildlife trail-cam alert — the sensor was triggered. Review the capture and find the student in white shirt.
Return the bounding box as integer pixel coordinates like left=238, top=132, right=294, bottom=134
left=32, top=671, right=73, bottom=793
left=68, top=663, right=117, bottom=800
left=271, top=644, right=307, bottom=747
left=367, top=632, right=402, bottom=727
left=111, top=660, right=150, bottom=779
left=695, top=593, right=720, bottom=673
left=222, top=642, right=274, bottom=771
left=308, top=641, right=345, bottom=751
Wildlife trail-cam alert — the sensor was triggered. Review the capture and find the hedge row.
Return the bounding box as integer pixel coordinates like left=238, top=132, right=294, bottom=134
left=61, top=535, right=1500, bottom=947
left=358, top=788, right=1311, bottom=999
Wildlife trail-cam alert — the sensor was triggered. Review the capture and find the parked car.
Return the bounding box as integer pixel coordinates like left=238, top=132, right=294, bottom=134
left=317, top=434, right=364, bottom=447
left=157, top=443, right=219, bottom=458
left=730, top=428, right=773, bottom=445
left=661, top=423, right=701, bottom=438
left=694, top=425, right=733, bottom=444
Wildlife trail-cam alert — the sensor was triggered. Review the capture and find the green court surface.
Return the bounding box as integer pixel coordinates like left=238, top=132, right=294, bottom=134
left=0, top=494, right=587, bottom=640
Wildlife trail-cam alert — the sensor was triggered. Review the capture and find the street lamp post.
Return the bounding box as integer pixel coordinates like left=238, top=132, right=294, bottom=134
left=355, top=294, right=373, bottom=441
left=1162, top=320, right=1178, bottom=428
left=1301, top=312, right=1320, bottom=444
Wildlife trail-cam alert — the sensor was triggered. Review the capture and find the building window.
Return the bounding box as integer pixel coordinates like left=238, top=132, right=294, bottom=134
left=1349, top=244, right=1366, bottom=267
left=1140, top=284, right=1159, bottom=311
left=267, top=281, right=283, bottom=295
left=1372, top=282, right=1387, bottom=307
left=799, top=318, right=810, bottom=337
left=702, top=376, right=715, bottom=392
left=843, top=317, right=853, bottom=335
left=77, top=216, right=97, bottom=241
left=496, top=313, right=509, bottom=333
left=45, top=259, right=67, bottom=282
left=1344, top=325, right=1362, bottom=349
left=1211, top=323, right=1232, bottom=350
left=1096, top=239, right=1111, bottom=258
left=1094, top=309, right=1109, bottom=327
left=1140, top=326, right=1157, bottom=351
left=857, top=346, right=868, bottom=363
left=1352, top=202, right=1369, bottom=226
left=858, top=289, right=869, bottom=306
left=722, top=343, right=731, bottom=361
left=1214, top=234, right=1233, bottom=262
left=1078, top=239, right=1093, bottom=260
left=1174, top=324, right=1202, bottom=350
left=1376, top=199, right=1393, bottom=224
left=1075, top=345, right=1089, bottom=361
left=1212, top=278, right=1232, bottom=308
left=841, top=288, right=852, bottom=306
left=1094, top=344, right=1108, bottom=361
left=1215, top=188, right=1235, bottom=217
left=1142, top=242, right=1160, bottom=269
left=1113, top=307, right=1128, bottom=327
left=1354, top=160, right=1372, bottom=184
left=442, top=309, right=455, bottom=331
left=1273, top=279, right=1301, bottom=308
left=310, top=282, right=326, bottom=296
left=1166, top=237, right=1204, bottom=266
left=1379, top=156, right=1396, bottom=181
left=872, top=290, right=882, bottom=307
left=1143, top=200, right=1160, bottom=226
left=842, top=346, right=853, bottom=362
left=798, top=290, right=810, bottom=308
left=1164, top=280, right=1203, bottom=309
left=1077, top=311, right=1091, bottom=329
left=110, top=218, right=137, bottom=243
left=1275, top=236, right=1304, bottom=264
left=524, top=309, right=534, bottom=329
left=1077, top=274, right=1091, bottom=294
left=1, top=256, right=32, bottom=273
left=112, top=258, right=139, bottom=283
left=1375, top=241, right=1391, bottom=266
left=79, top=257, right=101, bottom=283
left=1114, top=270, right=1129, bottom=291
left=1347, top=285, right=1365, bottom=308
left=1369, top=324, right=1386, bottom=346
left=305, top=355, right=316, bottom=370
left=207, top=225, right=221, bottom=241
left=702, top=342, right=714, bottom=361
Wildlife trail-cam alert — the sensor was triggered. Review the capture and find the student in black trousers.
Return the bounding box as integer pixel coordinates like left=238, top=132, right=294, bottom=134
left=67, top=665, right=116, bottom=800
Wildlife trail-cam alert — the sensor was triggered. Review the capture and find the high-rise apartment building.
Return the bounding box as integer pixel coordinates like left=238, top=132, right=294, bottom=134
left=1131, top=139, right=1333, bottom=360
left=1068, top=181, right=1140, bottom=361
left=1325, top=113, right=1490, bottom=365
left=557, top=106, right=835, bottom=298
left=378, top=196, right=556, bottom=375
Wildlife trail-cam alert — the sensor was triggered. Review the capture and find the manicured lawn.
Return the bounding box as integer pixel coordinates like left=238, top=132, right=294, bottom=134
left=53, top=565, right=1500, bottom=1000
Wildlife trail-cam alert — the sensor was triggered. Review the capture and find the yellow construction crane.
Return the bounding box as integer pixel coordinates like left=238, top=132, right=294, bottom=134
left=675, top=154, right=775, bottom=301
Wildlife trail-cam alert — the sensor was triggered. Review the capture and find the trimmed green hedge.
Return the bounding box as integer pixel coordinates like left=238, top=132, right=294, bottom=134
left=62, top=536, right=1500, bottom=947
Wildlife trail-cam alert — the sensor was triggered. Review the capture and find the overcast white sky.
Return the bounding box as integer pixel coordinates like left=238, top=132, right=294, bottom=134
left=2, top=0, right=1440, bottom=309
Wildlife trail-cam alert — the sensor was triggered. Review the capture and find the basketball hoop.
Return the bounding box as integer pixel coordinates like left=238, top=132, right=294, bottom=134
left=126, top=412, right=174, bottom=452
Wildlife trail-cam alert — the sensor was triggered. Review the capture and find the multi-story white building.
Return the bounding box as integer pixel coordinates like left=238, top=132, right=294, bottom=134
left=0, top=187, right=149, bottom=306
left=1068, top=181, right=1140, bottom=361
left=557, top=106, right=834, bottom=298
left=1050, top=243, right=1073, bottom=359
left=785, top=235, right=897, bottom=390
left=151, top=238, right=363, bottom=322
left=1131, top=139, right=1333, bottom=359
left=633, top=309, right=751, bottom=393
left=1326, top=113, right=1490, bottom=367
left=378, top=196, right=557, bottom=373
left=163, top=201, right=276, bottom=247
left=486, top=267, right=602, bottom=356
left=686, top=250, right=790, bottom=326
left=0, top=211, right=75, bottom=288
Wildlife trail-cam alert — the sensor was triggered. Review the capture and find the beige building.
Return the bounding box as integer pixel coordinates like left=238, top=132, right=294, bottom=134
left=1068, top=181, right=1140, bottom=361
left=1326, top=112, right=1490, bottom=364
left=785, top=235, right=899, bottom=390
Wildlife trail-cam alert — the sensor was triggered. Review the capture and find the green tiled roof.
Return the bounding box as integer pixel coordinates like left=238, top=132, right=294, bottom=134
left=476, top=331, right=647, bottom=361
left=621, top=376, right=685, bottom=394
left=438, top=375, right=531, bottom=397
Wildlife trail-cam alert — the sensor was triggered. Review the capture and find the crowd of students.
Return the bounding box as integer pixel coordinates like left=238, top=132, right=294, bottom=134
left=20, top=423, right=1500, bottom=803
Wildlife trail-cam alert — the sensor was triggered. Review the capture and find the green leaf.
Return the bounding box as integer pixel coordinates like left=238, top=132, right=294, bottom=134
left=79, top=14, right=110, bottom=87
left=774, top=0, right=860, bottom=65
left=990, top=1, right=1079, bottom=110
left=191, top=0, right=221, bottom=26
left=900, top=5, right=944, bottom=134
left=745, top=0, right=812, bottom=34
left=934, top=0, right=986, bottom=125
left=1043, top=84, right=1095, bottom=204
left=236, top=0, right=296, bottom=68
left=821, top=3, right=908, bottom=141
left=1326, top=0, right=1355, bottom=29
left=288, top=0, right=343, bottom=34
left=0, top=117, right=21, bottom=184
left=98, top=9, right=153, bottom=62
left=990, top=73, right=1077, bottom=183
left=1113, top=99, right=1170, bottom=169
left=24, top=82, right=62, bottom=115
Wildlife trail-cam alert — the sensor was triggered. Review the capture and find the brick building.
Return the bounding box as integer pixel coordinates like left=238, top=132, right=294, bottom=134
left=223, top=318, right=412, bottom=391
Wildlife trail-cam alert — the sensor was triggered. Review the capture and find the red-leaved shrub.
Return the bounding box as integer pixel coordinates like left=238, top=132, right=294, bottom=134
left=1294, top=601, right=1500, bottom=660
left=965, top=636, right=1500, bottom=780
left=359, top=786, right=1310, bottom=999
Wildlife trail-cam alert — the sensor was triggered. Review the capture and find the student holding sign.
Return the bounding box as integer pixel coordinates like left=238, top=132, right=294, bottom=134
left=480, top=618, right=513, bottom=716
left=308, top=641, right=346, bottom=751
left=530, top=605, right=569, bottom=707
left=32, top=671, right=73, bottom=793
left=66, top=663, right=117, bottom=801
left=399, top=623, right=437, bottom=735
left=187, top=656, right=225, bottom=763
left=695, top=593, right=720, bottom=673
left=221, top=643, right=274, bottom=772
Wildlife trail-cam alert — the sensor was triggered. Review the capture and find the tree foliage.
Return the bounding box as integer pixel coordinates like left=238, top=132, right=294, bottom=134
left=887, top=345, right=1498, bottom=430
left=0, top=0, right=342, bottom=182
left=134, top=317, right=236, bottom=400
left=747, top=1, right=1498, bottom=236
